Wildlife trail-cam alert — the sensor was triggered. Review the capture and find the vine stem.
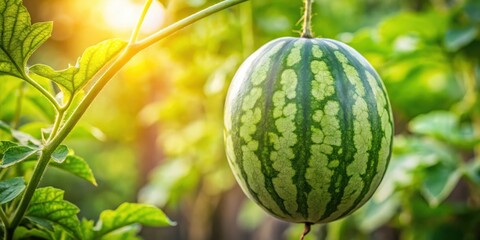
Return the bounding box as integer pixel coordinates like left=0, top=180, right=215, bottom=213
left=46, top=110, right=64, bottom=143
left=300, top=222, right=312, bottom=240
left=129, top=0, right=153, bottom=45
left=6, top=0, right=248, bottom=235
left=301, top=0, right=314, bottom=38
left=8, top=151, right=51, bottom=234
left=0, top=207, right=9, bottom=229
left=23, top=74, right=61, bottom=111
left=136, top=0, right=248, bottom=52
left=1, top=207, right=11, bottom=240
left=471, top=61, right=480, bottom=162
left=469, top=60, right=480, bottom=207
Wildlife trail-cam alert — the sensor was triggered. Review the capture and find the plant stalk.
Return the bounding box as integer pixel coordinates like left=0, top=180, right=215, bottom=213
left=5, top=228, right=13, bottom=240
left=301, top=0, right=314, bottom=38
left=46, top=111, right=64, bottom=143
left=300, top=222, right=312, bottom=240
left=23, top=74, right=61, bottom=111
left=136, top=0, right=248, bottom=52
left=8, top=150, right=52, bottom=233
left=0, top=207, right=9, bottom=231
left=472, top=62, right=480, bottom=161
left=129, top=0, right=153, bottom=45
left=7, top=0, right=248, bottom=234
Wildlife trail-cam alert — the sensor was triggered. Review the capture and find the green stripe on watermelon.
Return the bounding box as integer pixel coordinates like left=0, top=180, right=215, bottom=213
left=253, top=38, right=297, bottom=218
left=226, top=38, right=283, bottom=217
left=320, top=40, right=376, bottom=221
left=314, top=40, right=357, bottom=222
left=333, top=41, right=384, bottom=219
left=292, top=39, right=313, bottom=219
left=305, top=43, right=340, bottom=222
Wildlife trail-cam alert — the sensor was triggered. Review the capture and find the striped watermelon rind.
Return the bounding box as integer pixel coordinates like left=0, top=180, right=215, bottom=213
left=224, top=37, right=393, bottom=224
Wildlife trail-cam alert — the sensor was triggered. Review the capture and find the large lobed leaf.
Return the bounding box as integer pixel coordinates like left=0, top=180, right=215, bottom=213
left=51, top=155, right=97, bottom=186
left=94, top=203, right=175, bottom=238
left=0, top=177, right=26, bottom=204
left=0, top=0, right=52, bottom=78
left=421, top=164, right=462, bottom=207
left=13, top=226, right=50, bottom=240
left=0, top=124, right=42, bottom=169
left=26, top=187, right=82, bottom=239
left=30, top=39, right=127, bottom=98
left=1, top=145, right=39, bottom=168
left=0, top=120, right=42, bottom=146
left=99, top=225, right=142, bottom=240
left=375, top=136, right=462, bottom=207
left=0, top=140, right=17, bottom=157
left=445, top=25, right=478, bottom=52
left=409, top=111, right=480, bottom=148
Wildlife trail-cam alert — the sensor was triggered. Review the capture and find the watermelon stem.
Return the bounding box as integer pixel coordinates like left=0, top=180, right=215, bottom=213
left=300, top=222, right=312, bottom=240
left=301, top=0, right=314, bottom=38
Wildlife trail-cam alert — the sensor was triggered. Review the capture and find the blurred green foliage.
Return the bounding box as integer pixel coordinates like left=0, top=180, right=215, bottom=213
left=1, top=0, right=479, bottom=239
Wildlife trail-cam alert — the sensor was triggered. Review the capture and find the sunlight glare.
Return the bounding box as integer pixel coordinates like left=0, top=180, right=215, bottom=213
left=102, top=0, right=165, bottom=33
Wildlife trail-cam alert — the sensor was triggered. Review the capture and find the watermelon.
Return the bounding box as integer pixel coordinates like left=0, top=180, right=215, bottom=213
left=224, top=37, right=393, bottom=224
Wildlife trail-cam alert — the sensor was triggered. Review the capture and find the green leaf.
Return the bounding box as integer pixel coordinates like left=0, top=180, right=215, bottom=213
left=409, top=111, right=479, bottom=148
left=51, top=145, right=69, bottom=163
left=421, top=164, right=461, bottom=207
left=51, top=155, right=97, bottom=186
left=409, top=111, right=458, bottom=139
left=25, top=216, right=54, bottom=231
left=0, top=177, right=26, bottom=204
left=95, top=203, right=174, bottom=238
left=26, top=187, right=82, bottom=239
left=13, top=131, right=42, bottom=147
left=0, top=0, right=52, bottom=78
left=445, top=25, right=478, bottom=52
left=0, top=124, right=43, bottom=147
left=101, top=225, right=142, bottom=240
left=0, top=141, right=17, bottom=156
left=0, top=118, right=50, bottom=146
left=30, top=39, right=127, bottom=97
left=13, top=226, right=50, bottom=240
left=1, top=145, right=39, bottom=168
left=465, top=0, right=480, bottom=22
left=48, top=226, right=72, bottom=240
left=80, top=219, right=95, bottom=240
left=463, top=160, right=480, bottom=185
left=376, top=136, right=460, bottom=200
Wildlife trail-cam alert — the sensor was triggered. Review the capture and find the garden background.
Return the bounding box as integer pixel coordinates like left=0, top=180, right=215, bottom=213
left=1, top=0, right=479, bottom=239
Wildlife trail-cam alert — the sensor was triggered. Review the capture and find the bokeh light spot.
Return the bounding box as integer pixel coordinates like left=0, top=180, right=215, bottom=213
left=102, top=0, right=165, bottom=33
